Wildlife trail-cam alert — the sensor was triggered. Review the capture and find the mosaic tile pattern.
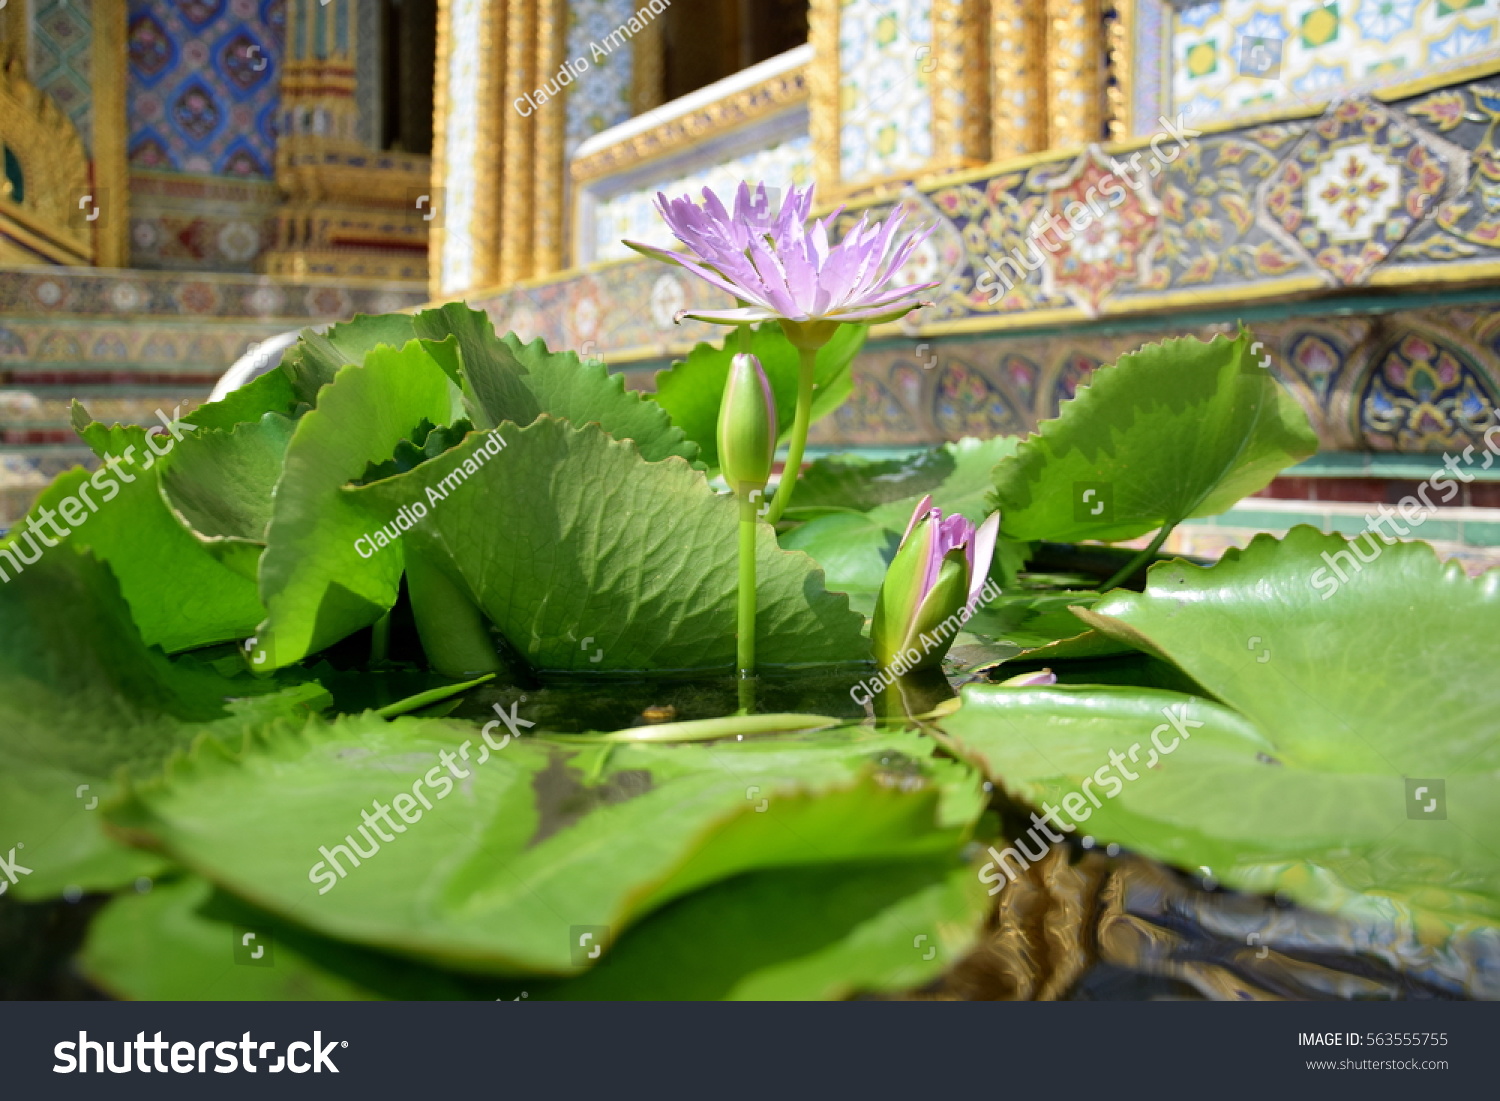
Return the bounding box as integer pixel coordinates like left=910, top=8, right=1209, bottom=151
left=1171, top=0, right=1500, bottom=123
left=806, top=305, right=1500, bottom=455
left=838, top=0, right=933, bottom=183
left=564, top=0, right=636, bottom=158
left=1400, top=83, right=1500, bottom=255
left=476, top=69, right=1500, bottom=352
left=591, top=134, right=815, bottom=262
left=127, top=171, right=281, bottom=271
left=1263, top=98, right=1449, bottom=282
left=30, top=0, right=94, bottom=148
left=355, top=0, right=381, bottom=149
left=127, top=0, right=284, bottom=177
left=0, top=268, right=426, bottom=322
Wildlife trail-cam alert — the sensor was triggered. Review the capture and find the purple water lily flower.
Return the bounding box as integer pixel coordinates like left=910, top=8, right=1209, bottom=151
left=871, top=495, right=1001, bottom=672
left=624, top=181, right=939, bottom=335
left=998, top=669, right=1058, bottom=687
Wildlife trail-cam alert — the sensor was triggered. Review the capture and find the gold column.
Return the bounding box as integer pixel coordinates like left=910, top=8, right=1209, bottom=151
left=531, top=0, right=566, bottom=275
left=498, top=0, right=536, bottom=284
left=1105, top=0, right=1132, bottom=143
left=92, top=0, right=129, bottom=267
left=807, top=0, right=840, bottom=194
left=1046, top=0, right=1103, bottom=150
left=991, top=0, right=1047, bottom=159
left=932, top=0, right=989, bottom=169
left=630, top=13, right=664, bottom=115
left=431, top=0, right=506, bottom=297
left=0, top=0, right=27, bottom=62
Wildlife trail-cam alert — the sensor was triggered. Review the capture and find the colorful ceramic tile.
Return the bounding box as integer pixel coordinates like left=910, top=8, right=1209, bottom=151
left=1171, top=0, right=1500, bottom=124
left=1263, top=99, right=1447, bottom=283
left=837, top=0, right=933, bottom=184
left=126, top=0, right=283, bottom=178
left=564, top=0, right=636, bottom=158
left=30, top=0, right=95, bottom=147
left=1039, top=146, right=1163, bottom=314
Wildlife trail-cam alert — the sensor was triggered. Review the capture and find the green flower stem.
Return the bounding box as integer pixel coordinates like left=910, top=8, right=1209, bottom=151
left=737, top=494, right=758, bottom=677
left=765, top=344, right=817, bottom=524
left=552, top=713, right=841, bottom=744
left=1099, top=522, right=1176, bottom=592
left=374, top=673, right=496, bottom=719
left=404, top=543, right=506, bottom=677
left=369, top=609, right=392, bottom=664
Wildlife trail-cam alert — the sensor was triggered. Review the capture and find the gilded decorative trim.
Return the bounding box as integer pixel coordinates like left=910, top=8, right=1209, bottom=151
left=1105, top=0, right=1131, bottom=143
left=531, top=0, right=567, bottom=275
left=1045, top=0, right=1103, bottom=151
left=990, top=0, right=1047, bottom=160
left=931, top=0, right=988, bottom=168
left=499, top=0, right=537, bottom=284
left=91, top=0, right=129, bottom=267
left=0, top=0, right=27, bottom=66
left=807, top=0, right=840, bottom=194
left=432, top=0, right=507, bottom=297
left=630, top=10, right=664, bottom=115
left=428, top=0, right=453, bottom=299
left=0, top=55, right=90, bottom=264
left=570, top=62, right=810, bottom=184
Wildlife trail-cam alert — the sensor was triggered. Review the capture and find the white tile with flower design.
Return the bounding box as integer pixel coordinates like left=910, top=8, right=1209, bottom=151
left=1172, top=0, right=1500, bottom=124
left=837, top=0, right=934, bottom=184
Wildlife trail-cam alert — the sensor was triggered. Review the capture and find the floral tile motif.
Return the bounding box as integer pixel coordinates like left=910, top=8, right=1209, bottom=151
left=564, top=0, right=635, bottom=158
left=805, top=309, right=1500, bottom=455
left=1038, top=146, right=1162, bottom=314
left=1171, top=0, right=1500, bottom=124
left=1262, top=99, right=1448, bottom=284
left=1358, top=329, right=1500, bottom=450
left=1408, top=84, right=1500, bottom=254
left=837, top=0, right=933, bottom=184
left=31, top=0, right=95, bottom=147
left=126, top=0, right=282, bottom=177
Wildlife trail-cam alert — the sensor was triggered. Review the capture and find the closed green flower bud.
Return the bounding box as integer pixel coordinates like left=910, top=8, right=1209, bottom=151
left=871, top=496, right=1000, bottom=673
left=718, top=352, right=777, bottom=497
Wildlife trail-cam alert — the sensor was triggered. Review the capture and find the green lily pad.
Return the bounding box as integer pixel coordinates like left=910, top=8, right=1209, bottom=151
left=281, top=313, right=422, bottom=405
left=787, top=449, right=957, bottom=517
left=349, top=417, right=870, bottom=672
left=0, top=550, right=329, bottom=897
left=159, top=412, right=297, bottom=580
left=109, top=712, right=982, bottom=974
left=31, top=416, right=266, bottom=652
left=186, top=366, right=303, bottom=432
left=992, top=331, right=1318, bottom=543
left=81, top=877, right=476, bottom=1000
left=412, top=304, right=697, bottom=464
left=934, top=528, right=1500, bottom=930
left=81, top=856, right=989, bottom=1000
left=962, top=588, right=1132, bottom=661
left=256, top=341, right=457, bottom=668
left=651, top=322, right=867, bottom=470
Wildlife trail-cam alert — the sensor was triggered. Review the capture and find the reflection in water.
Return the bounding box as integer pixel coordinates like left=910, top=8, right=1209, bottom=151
left=920, top=849, right=1494, bottom=1000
